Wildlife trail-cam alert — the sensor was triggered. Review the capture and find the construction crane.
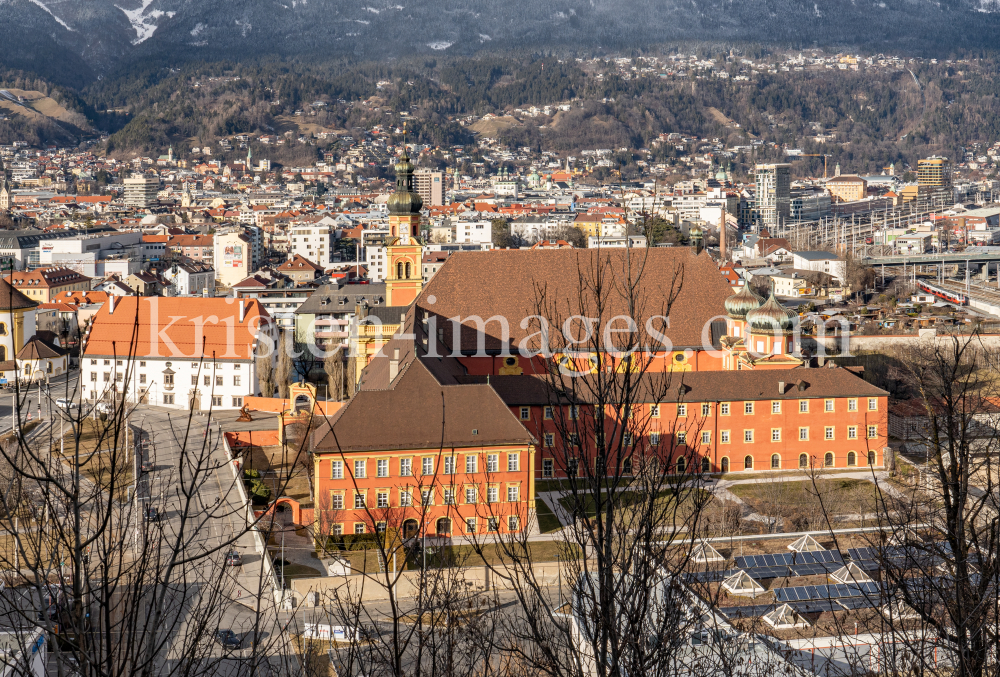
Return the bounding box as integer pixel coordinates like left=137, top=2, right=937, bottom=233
left=796, top=153, right=832, bottom=179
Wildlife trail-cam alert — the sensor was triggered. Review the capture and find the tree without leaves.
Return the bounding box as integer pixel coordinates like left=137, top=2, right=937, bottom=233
left=0, top=302, right=303, bottom=677
left=323, top=346, right=346, bottom=402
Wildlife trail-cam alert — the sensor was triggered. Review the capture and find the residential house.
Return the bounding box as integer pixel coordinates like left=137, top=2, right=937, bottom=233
left=81, top=296, right=277, bottom=409
left=7, top=267, right=91, bottom=303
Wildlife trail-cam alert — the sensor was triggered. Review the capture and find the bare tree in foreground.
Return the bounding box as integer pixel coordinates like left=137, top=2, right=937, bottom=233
left=0, top=303, right=301, bottom=677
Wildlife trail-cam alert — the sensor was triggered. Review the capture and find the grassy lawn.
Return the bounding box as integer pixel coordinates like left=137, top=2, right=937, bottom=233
left=728, top=478, right=882, bottom=530
left=339, top=540, right=583, bottom=573
left=274, top=562, right=323, bottom=580
left=558, top=487, right=714, bottom=522
left=417, top=541, right=582, bottom=568
left=244, top=444, right=312, bottom=507
left=535, top=498, right=563, bottom=533
left=48, top=419, right=133, bottom=500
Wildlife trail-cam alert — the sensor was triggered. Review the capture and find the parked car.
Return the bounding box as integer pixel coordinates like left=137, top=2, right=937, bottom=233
left=144, top=506, right=160, bottom=522
left=214, top=629, right=240, bottom=649
left=225, top=550, right=243, bottom=567
left=95, top=402, right=114, bottom=415
left=55, top=399, right=78, bottom=410
left=140, top=456, right=154, bottom=472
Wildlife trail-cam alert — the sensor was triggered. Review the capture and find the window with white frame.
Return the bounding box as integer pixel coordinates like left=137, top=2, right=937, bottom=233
left=507, top=453, right=519, bottom=472
left=507, top=486, right=519, bottom=502
left=465, top=487, right=477, bottom=504
left=422, top=457, right=434, bottom=475
left=443, top=456, right=455, bottom=474
left=466, top=456, right=477, bottom=473
left=354, top=493, right=365, bottom=509
left=701, top=431, right=711, bottom=445
left=331, top=461, right=344, bottom=479
left=444, top=489, right=455, bottom=505
left=377, top=459, right=389, bottom=477
left=400, top=458, right=412, bottom=476
left=487, top=454, right=498, bottom=472
left=353, top=460, right=366, bottom=478
left=488, top=486, right=499, bottom=503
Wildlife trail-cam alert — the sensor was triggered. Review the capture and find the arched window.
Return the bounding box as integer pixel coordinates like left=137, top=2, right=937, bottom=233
left=868, top=451, right=877, bottom=466
left=405, top=262, right=411, bottom=279
left=0, top=323, right=7, bottom=335
left=771, top=454, right=780, bottom=469
left=701, top=457, right=710, bottom=474
left=847, top=451, right=857, bottom=466
left=675, top=457, right=686, bottom=474
left=799, top=453, right=809, bottom=469
left=721, top=457, right=729, bottom=473
left=396, top=262, right=403, bottom=279
left=744, top=455, right=753, bottom=470
left=824, top=452, right=835, bottom=468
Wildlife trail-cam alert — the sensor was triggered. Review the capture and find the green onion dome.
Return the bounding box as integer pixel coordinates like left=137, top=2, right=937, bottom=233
left=724, top=282, right=764, bottom=321
left=746, top=290, right=797, bottom=334
left=386, top=151, right=423, bottom=216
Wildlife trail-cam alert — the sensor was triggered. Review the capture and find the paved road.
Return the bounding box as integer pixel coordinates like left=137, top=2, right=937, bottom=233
left=128, top=404, right=300, bottom=672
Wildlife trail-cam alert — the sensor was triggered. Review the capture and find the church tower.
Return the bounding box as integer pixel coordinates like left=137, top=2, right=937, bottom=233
left=384, top=150, right=424, bottom=307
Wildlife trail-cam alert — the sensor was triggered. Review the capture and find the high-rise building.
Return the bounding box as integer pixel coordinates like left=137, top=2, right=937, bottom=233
left=413, top=169, right=443, bottom=207
left=753, top=163, right=791, bottom=229
left=918, top=156, right=952, bottom=188
left=123, top=175, right=161, bottom=208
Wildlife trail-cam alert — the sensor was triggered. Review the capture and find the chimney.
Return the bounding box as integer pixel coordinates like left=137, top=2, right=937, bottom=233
left=389, top=348, right=399, bottom=381
left=778, top=381, right=785, bottom=394
left=239, top=300, right=246, bottom=323
left=719, top=205, right=727, bottom=263
left=108, top=295, right=115, bottom=315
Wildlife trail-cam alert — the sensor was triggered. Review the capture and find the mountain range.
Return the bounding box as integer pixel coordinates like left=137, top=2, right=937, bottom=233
left=3, top=0, right=1000, bottom=84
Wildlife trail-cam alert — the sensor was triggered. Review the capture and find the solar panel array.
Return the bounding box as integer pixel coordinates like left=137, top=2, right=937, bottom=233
left=718, top=596, right=878, bottom=620
left=847, top=547, right=879, bottom=562
left=731, top=550, right=845, bottom=578
left=773, top=582, right=881, bottom=603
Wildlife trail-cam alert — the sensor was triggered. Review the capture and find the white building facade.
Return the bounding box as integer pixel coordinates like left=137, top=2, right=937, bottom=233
left=81, top=297, right=278, bottom=410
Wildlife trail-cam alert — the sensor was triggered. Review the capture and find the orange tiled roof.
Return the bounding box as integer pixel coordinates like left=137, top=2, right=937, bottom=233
left=84, top=297, right=272, bottom=360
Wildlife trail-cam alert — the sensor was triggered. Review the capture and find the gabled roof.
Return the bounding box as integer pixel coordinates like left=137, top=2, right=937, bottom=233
left=0, top=277, right=38, bottom=311
left=83, top=297, right=271, bottom=360
left=417, top=248, right=734, bottom=352
left=278, top=255, right=324, bottom=272
left=16, top=334, right=67, bottom=360
left=312, top=349, right=534, bottom=454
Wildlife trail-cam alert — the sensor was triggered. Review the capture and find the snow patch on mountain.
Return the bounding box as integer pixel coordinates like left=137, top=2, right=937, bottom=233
left=427, top=41, right=452, bottom=49
left=116, top=0, right=165, bottom=44
left=26, top=0, right=74, bottom=30
left=190, top=22, right=205, bottom=36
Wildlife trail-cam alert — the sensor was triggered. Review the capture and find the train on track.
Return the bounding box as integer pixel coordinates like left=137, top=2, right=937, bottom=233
left=917, top=281, right=968, bottom=305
